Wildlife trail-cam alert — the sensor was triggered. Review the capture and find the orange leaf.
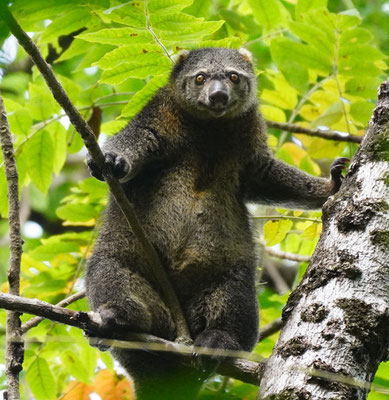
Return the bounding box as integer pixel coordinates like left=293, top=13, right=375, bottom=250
left=94, top=370, right=134, bottom=400
left=60, top=381, right=93, bottom=400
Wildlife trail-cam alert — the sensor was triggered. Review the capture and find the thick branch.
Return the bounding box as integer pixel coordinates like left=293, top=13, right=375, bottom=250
left=0, top=5, right=190, bottom=341
left=0, top=90, right=24, bottom=400
left=258, top=80, right=389, bottom=399
left=0, top=292, right=264, bottom=386
left=266, top=120, right=362, bottom=143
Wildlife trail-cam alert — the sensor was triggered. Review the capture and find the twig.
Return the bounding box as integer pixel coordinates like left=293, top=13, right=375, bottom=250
left=262, top=244, right=311, bottom=263
left=0, top=90, right=24, bottom=400
left=266, top=120, right=362, bottom=143
left=144, top=0, right=174, bottom=64
left=0, top=5, right=191, bottom=342
left=256, top=236, right=313, bottom=263
left=0, top=292, right=265, bottom=386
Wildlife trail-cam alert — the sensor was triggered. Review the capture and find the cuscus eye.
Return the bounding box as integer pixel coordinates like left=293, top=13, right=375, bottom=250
left=195, top=73, right=206, bottom=85
left=229, top=72, right=240, bottom=83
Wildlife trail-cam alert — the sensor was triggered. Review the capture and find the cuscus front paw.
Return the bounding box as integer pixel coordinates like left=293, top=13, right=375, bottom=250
left=86, top=152, right=130, bottom=181
left=330, top=157, right=350, bottom=193
left=104, top=152, right=130, bottom=181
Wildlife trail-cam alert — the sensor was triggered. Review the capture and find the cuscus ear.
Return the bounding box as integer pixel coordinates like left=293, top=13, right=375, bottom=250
left=174, top=49, right=190, bottom=65
left=238, top=48, right=253, bottom=63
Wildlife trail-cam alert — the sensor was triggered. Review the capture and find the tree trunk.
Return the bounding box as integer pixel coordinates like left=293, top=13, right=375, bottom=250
left=257, top=80, right=389, bottom=400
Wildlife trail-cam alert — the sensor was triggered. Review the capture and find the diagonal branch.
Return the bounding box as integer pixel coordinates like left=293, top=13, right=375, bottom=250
left=0, top=4, right=190, bottom=342
left=0, top=90, right=24, bottom=400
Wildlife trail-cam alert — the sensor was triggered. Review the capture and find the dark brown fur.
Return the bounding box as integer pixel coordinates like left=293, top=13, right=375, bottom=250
left=86, top=48, right=342, bottom=400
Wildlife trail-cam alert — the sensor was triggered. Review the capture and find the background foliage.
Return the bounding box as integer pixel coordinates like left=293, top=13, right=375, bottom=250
left=0, top=0, right=388, bottom=399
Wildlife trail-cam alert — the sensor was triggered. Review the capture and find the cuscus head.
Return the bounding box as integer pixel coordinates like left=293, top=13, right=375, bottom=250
left=171, top=47, right=257, bottom=119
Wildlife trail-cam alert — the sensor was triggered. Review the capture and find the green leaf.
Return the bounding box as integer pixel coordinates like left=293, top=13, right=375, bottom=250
left=56, top=203, right=100, bottom=222
left=345, top=77, right=381, bottom=98
left=155, top=17, right=224, bottom=41
left=80, top=344, right=98, bottom=381
left=100, top=352, right=114, bottom=370
left=121, top=75, right=169, bottom=118
left=39, top=8, right=92, bottom=44
left=301, top=222, right=322, bottom=240
left=270, top=38, right=309, bottom=92
left=340, top=27, right=373, bottom=47
left=313, top=102, right=344, bottom=128
left=28, top=83, right=60, bottom=121
left=289, top=21, right=334, bottom=58
left=339, top=44, right=384, bottom=63
left=61, top=349, right=92, bottom=383
left=30, top=242, right=80, bottom=261
left=270, top=37, right=331, bottom=75
left=26, top=357, right=56, bottom=400
left=101, top=119, right=129, bottom=136
left=264, top=219, right=293, bottom=247
left=12, top=0, right=78, bottom=27
left=100, top=53, right=171, bottom=84
left=96, top=45, right=162, bottom=69
left=184, top=0, right=212, bottom=17
left=48, top=122, right=67, bottom=175
left=337, top=9, right=362, bottom=30
left=350, top=101, right=375, bottom=126
left=260, top=105, right=286, bottom=123
left=25, top=131, right=54, bottom=194
left=296, top=0, right=327, bottom=14
left=7, top=109, right=32, bottom=137
left=78, top=178, right=108, bottom=201
left=298, top=8, right=336, bottom=43
left=248, top=0, right=285, bottom=32
left=101, top=2, right=146, bottom=27
left=148, top=0, right=194, bottom=15
left=78, top=28, right=153, bottom=45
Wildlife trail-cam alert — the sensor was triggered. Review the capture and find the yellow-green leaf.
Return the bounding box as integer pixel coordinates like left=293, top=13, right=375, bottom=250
left=264, top=219, right=293, bottom=246
left=100, top=53, right=171, bottom=84
left=26, top=357, right=56, bottom=400
left=248, top=0, right=286, bottom=32
left=48, top=122, right=67, bottom=175
left=25, top=131, right=54, bottom=194
left=78, top=28, right=153, bottom=45
left=121, top=75, right=169, bottom=118
left=301, top=222, right=322, bottom=240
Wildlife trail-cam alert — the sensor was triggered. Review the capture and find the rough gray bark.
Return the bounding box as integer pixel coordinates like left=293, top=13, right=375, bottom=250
left=258, top=79, right=389, bottom=399
left=0, top=91, right=23, bottom=400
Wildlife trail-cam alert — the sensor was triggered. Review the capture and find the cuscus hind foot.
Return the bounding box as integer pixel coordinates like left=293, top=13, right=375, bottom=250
left=330, top=157, right=350, bottom=193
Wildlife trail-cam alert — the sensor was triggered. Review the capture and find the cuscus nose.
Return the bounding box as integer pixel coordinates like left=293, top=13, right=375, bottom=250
left=208, top=80, right=229, bottom=106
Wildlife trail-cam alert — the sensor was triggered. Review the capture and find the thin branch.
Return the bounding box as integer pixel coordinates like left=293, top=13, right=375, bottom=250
left=21, top=290, right=86, bottom=333
left=0, top=5, right=191, bottom=342
left=0, top=292, right=264, bottom=386
left=266, top=120, right=362, bottom=143
left=0, top=90, right=24, bottom=400
left=144, top=0, right=174, bottom=64
left=258, top=317, right=283, bottom=341
left=252, top=215, right=321, bottom=223
left=259, top=240, right=312, bottom=263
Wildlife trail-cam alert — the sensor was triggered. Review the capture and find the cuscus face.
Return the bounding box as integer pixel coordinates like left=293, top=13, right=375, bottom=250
left=171, top=47, right=257, bottom=120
